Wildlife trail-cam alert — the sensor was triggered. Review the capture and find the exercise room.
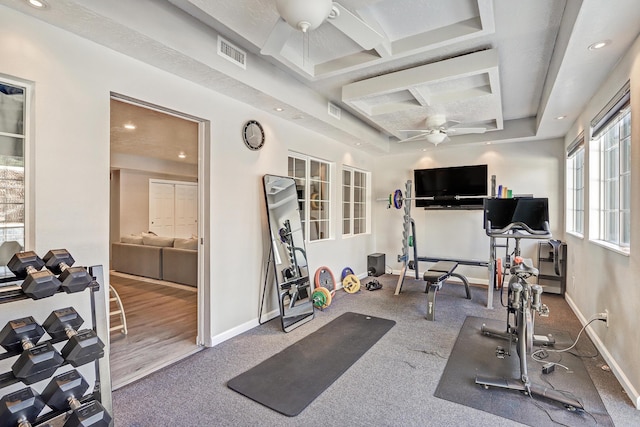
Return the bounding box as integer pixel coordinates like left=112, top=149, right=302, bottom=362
left=0, top=1, right=639, bottom=426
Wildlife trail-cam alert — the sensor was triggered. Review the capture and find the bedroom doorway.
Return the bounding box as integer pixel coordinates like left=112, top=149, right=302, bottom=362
left=108, top=94, right=209, bottom=389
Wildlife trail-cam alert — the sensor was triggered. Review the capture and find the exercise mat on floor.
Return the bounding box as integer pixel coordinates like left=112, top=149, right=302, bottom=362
left=227, top=312, right=395, bottom=417
left=435, top=316, right=613, bottom=427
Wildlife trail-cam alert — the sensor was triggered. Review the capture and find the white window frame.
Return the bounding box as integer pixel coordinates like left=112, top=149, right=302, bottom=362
left=342, top=166, right=370, bottom=236
left=566, top=134, right=584, bottom=237
left=0, top=76, right=31, bottom=278
left=288, top=153, right=332, bottom=242
left=589, top=83, right=631, bottom=254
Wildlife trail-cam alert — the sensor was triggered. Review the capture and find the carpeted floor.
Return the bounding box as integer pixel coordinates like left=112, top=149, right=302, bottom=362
left=112, top=275, right=639, bottom=426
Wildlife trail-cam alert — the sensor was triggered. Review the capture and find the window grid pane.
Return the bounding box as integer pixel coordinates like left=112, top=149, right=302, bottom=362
left=596, top=107, right=630, bottom=248
left=567, top=147, right=584, bottom=235
left=0, top=80, right=27, bottom=278
left=343, top=170, right=352, bottom=235
left=289, top=155, right=331, bottom=242
left=342, top=168, right=368, bottom=236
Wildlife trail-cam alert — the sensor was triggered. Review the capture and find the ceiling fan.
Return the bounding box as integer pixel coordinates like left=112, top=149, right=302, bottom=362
left=398, top=115, right=487, bottom=146
left=261, top=0, right=384, bottom=56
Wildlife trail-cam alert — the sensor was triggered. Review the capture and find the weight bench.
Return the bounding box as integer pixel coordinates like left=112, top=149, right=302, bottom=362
left=423, top=261, right=471, bottom=321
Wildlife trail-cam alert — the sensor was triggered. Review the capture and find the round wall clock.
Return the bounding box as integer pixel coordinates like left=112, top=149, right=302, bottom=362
left=242, top=120, right=265, bottom=151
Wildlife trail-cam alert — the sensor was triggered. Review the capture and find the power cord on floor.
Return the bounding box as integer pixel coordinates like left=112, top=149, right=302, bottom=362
left=532, top=316, right=604, bottom=362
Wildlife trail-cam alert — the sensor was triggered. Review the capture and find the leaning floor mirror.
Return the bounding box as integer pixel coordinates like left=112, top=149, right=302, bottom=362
left=263, top=174, right=314, bottom=332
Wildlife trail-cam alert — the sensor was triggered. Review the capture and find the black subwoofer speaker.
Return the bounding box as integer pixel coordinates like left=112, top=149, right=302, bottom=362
left=367, top=253, right=385, bottom=277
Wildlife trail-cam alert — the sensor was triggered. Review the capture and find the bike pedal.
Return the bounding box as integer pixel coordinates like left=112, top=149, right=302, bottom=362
left=495, top=346, right=506, bottom=359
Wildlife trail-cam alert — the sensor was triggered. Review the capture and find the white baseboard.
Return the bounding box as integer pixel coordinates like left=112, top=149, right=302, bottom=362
left=207, top=309, right=279, bottom=347
left=565, top=293, right=640, bottom=410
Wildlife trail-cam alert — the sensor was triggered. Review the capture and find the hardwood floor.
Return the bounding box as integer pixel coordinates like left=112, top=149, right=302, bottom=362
left=108, top=272, right=200, bottom=390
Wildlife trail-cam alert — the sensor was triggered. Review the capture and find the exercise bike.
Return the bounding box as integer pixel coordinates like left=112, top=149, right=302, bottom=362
left=476, top=198, right=583, bottom=410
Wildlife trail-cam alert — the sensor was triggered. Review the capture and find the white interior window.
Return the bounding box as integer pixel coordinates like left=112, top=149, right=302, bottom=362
left=566, top=134, right=584, bottom=237
left=0, top=77, right=28, bottom=278
left=342, top=167, right=369, bottom=236
left=589, top=83, right=631, bottom=253
left=288, top=153, right=332, bottom=242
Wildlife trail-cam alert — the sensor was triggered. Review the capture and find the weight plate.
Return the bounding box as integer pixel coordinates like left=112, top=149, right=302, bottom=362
left=393, top=189, right=403, bottom=209
left=408, top=235, right=414, bottom=247
left=312, top=287, right=332, bottom=308
left=314, top=266, right=336, bottom=297
left=341, top=267, right=354, bottom=281
left=496, top=258, right=503, bottom=289
left=343, top=274, right=361, bottom=293
left=312, top=289, right=327, bottom=308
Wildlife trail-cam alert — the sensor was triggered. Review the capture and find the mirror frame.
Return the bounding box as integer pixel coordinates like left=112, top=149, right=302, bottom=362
left=263, top=174, right=314, bottom=332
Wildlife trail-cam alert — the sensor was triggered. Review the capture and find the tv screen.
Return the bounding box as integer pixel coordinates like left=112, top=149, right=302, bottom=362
left=484, top=198, right=549, bottom=231
left=414, top=164, right=488, bottom=208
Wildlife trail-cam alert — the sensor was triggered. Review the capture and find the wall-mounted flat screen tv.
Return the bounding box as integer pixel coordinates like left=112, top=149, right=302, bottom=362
left=414, top=164, right=488, bottom=209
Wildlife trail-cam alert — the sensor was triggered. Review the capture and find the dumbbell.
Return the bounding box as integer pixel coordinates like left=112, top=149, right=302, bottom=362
left=43, top=307, right=104, bottom=368
left=0, top=387, right=45, bottom=427
left=7, top=252, right=61, bottom=299
left=43, top=249, right=93, bottom=294
left=42, top=370, right=112, bottom=427
left=0, top=317, right=64, bottom=384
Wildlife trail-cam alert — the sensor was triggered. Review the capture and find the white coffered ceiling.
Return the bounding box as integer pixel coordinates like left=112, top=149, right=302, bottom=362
left=2, top=0, right=640, bottom=157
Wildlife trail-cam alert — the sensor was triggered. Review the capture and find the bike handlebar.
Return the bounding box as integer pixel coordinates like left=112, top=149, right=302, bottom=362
left=485, top=220, right=552, bottom=238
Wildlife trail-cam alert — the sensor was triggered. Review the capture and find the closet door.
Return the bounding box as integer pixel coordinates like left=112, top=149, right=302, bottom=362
left=149, top=182, right=175, bottom=236
left=175, top=184, right=197, bottom=238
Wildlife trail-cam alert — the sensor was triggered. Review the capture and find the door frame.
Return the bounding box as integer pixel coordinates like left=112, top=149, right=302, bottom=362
left=109, top=92, right=211, bottom=347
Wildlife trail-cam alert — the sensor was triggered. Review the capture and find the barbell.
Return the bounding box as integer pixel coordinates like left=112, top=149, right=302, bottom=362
left=377, top=189, right=485, bottom=209
left=377, top=189, right=434, bottom=209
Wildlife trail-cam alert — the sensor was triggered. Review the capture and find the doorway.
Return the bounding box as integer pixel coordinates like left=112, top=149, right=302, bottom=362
left=108, top=94, right=209, bottom=389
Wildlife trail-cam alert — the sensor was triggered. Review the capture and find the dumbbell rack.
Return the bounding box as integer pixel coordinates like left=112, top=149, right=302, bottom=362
left=0, top=264, right=113, bottom=426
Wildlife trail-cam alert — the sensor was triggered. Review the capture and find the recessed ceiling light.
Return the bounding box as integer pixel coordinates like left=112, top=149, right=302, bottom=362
left=485, top=142, right=492, bottom=145
left=274, top=107, right=284, bottom=112
left=123, top=123, right=136, bottom=130
left=555, top=115, right=566, bottom=120
left=355, top=142, right=361, bottom=146
left=27, top=0, right=47, bottom=8
left=588, top=40, right=611, bottom=51
left=178, top=152, right=187, bottom=159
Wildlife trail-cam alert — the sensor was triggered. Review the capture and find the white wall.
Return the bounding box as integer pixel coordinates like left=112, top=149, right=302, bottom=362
left=372, top=139, right=564, bottom=283
left=563, top=33, right=640, bottom=408
left=0, top=7, right=375, bottom=343
left=117, top=170, right=196, bottom=238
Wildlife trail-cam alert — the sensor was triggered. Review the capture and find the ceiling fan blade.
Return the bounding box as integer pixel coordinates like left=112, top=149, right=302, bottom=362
left=397, top=133, right=430, bottom=143
left=261, top=18, right=294, bottom=56
left=446, top=127, right=487, bottom=135
left=328, top=3, right=384, bottom=50
left=397, top=129, right=431, bottom=134
left=440, top=120, right=460, bottom=129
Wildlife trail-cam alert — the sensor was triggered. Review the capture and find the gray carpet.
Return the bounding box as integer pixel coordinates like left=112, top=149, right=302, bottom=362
left=228, top=312, right=395, bottom=416
left=112, top=275, right=639, bottom=426
left=435, top=316, right=613, bottom=426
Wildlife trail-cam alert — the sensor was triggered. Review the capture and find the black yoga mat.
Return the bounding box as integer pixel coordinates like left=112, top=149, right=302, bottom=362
left=227, top=312, right=395, bottom=416
left=435, top=316, right=614, bottom=427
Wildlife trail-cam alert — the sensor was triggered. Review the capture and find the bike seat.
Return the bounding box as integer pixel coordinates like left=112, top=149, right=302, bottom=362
left=510, top=258, right=538, bottom=277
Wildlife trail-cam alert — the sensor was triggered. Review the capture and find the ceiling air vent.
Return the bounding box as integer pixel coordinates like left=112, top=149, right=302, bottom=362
left=328, top=102, right=341, bottom=120
left=218, top=36, right=246, bottom=69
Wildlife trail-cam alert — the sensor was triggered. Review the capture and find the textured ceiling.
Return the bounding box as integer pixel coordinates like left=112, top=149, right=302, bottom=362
left=2, top=0, right=640, bottom=156
left=110, top=99, right=198, bottom=165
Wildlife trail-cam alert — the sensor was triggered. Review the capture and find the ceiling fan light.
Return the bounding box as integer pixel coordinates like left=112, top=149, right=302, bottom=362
left=276, top=0, right=333, bottom=32
left=426, top=132, right=447, bottom=146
